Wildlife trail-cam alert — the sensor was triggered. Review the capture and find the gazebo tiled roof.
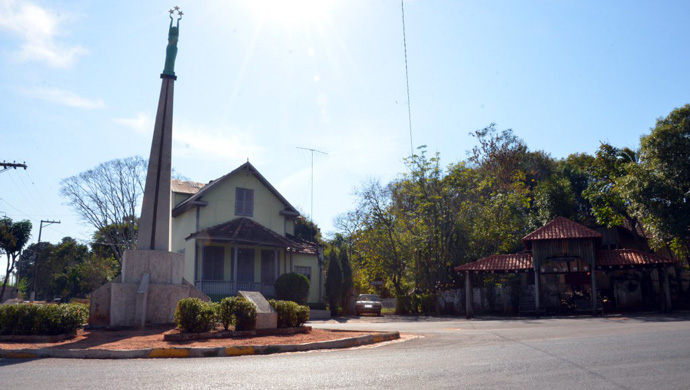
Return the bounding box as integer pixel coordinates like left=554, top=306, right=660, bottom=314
left=596, top=249, right=675, bottom=268
left=522, top=217, right=602, bottom=243
left=454, top=253, right=533, bottom=273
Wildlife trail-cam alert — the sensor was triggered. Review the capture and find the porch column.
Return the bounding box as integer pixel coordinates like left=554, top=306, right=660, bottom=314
left=199, top=241, right=204, bottom=291
left=591, top=268, right=598, bottom=316
left=465, top=272, right=473, bottom=319
left=274, top=249, right=279, bottom=280
left=534, top=269, right=541, bottom=318
left=233, top=247, right=239, bottom=285
left=662, top=266, right=672, bottom=313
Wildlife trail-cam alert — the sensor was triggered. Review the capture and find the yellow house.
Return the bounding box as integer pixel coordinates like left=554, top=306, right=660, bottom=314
left=170, top=162, right=323, bottom=303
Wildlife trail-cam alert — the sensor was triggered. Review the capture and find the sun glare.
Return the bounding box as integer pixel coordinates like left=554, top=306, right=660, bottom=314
left=248, top=0, right=333, bottom=25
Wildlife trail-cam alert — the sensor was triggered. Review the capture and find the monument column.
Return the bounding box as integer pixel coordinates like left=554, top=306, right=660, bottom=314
left=89, top=7, right=207, bottom=328
left=137, top=8, right=182, bottom=252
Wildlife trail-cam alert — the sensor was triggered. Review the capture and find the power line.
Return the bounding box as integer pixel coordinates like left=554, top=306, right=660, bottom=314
left=401, top=0, right=414, bottom=156
left=296, top=146, right=328, bottom=221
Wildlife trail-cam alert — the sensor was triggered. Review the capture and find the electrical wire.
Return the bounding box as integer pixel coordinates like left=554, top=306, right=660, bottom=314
left=401, top=0, right=414, bottom=157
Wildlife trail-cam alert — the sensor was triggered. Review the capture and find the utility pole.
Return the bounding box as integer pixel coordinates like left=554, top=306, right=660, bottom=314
left=0, top=161, right=28, bottom=174
left=296, top=147, right=327, bottom=221
left=30, top=219, right=60, bottom=302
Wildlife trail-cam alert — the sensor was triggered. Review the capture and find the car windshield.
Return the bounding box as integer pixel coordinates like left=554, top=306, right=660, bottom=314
left=357, top=294, right=380, bottom=302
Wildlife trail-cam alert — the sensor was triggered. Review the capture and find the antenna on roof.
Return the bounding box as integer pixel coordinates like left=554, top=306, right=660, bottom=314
left=297, top=146, right=328, bottom=221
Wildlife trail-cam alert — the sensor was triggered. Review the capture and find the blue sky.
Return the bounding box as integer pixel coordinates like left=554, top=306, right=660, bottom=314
left=1, top=0, right=689, bottom=267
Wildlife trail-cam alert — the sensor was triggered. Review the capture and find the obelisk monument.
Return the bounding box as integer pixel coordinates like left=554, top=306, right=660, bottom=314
left=89, top=7, right=207, bottom=328
left=137, top=7, right=182, bottom=251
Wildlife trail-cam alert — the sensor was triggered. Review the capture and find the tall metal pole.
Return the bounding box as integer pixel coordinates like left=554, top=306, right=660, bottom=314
left=296, top=147, right=327, bottom=220
left=30, top=219, right=60, bottom=301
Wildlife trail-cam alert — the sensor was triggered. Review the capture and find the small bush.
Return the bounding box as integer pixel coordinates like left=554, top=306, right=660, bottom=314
left=233, top=297, right=256, bottom=331
left=396, top=293, right=437, bottom=315
left=296, top=305, right=310, bottom=326
left=274, top=272, right=310, bottom=305
left=218, top=297, right=238, bottom=330
left=0, top=303, right=88, bottom=335
left=270, top=300, right=310, bottom=328
left=174, top=298, right=217, bottom=333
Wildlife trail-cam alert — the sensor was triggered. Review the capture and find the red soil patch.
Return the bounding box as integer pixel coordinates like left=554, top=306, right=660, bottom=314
left=0, top=326, right=370, bottom=350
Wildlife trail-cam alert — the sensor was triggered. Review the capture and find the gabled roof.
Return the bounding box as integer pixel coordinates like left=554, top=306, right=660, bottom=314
left=596, top=249, right=676, bottom=268
left=454, top=253, right=533, bottom=272
left=187, top=217, right=318, bottom=255
left=172, top=161, right=300, bottom=218
left=171, top=179, right=206, bottom=195
left=523, top=217, right=602, bottom=243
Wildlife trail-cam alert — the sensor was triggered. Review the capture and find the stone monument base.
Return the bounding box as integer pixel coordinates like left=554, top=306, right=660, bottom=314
left=89, top=250, right=208, bottom=327
left=239, top=291, right=277, bottom=329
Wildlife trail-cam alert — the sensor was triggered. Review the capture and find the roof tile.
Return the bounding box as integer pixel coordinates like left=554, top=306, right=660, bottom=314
left=523, top=217, right=602, bottom=242
left=596, top=249, right=675, bottom=267
left=455, top=253, right=533, bottom=272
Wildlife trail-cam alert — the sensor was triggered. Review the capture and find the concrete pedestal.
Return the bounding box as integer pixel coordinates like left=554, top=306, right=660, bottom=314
left=89, top=249, right=207, bottom=327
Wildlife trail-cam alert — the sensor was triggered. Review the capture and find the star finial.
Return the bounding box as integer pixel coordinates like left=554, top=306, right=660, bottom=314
left=168, top=6, right=183, bottom=20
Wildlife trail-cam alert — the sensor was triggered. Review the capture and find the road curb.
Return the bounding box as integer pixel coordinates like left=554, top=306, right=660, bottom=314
left=0, top=330, right=400, bottom=360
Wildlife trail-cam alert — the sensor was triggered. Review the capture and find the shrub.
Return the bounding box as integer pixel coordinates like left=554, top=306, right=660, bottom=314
left=174, top=298, right=217, bottom=333
left=218, top=297, right=238, bottom=330
left=270, top=300, right=310, bottom=328
left=274, top=272, right=310, bottom=305
left=233, top=297, right=256, bottom=331
left=296, top=305, right=310, bottom=326
left=0, top=303, right=88, bottom=335
left=396, top=293, right=437, bottom=315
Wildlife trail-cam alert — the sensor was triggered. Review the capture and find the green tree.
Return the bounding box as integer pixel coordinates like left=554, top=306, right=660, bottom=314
left=339, top=248, right=353, bottom=313
left=325, top=250, right=343, bottom=315
left=623, top=105, right=690, bottom=268
left=293, top=216, right=322, bottom=243
left=0, top=217, right=32, bottom=301
left=583, top=143, right=646, bottom=248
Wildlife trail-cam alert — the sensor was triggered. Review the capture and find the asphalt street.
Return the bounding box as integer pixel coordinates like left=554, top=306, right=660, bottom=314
left=1, top=314, right=689, bottom=389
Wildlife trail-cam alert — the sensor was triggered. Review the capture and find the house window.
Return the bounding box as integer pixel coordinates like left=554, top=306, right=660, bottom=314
left=295, top=266, right=311, bottom=281
left=261, top=250, right=277, bottom=284
left=202, top=246, right=224, bottom=280
left=237, top=248, right=255, bottom=282
left=235, top=188, right=254, bottom=217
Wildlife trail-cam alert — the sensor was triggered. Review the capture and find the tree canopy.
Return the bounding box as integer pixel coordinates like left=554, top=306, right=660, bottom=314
left=335, top=106, right=690, bottom=300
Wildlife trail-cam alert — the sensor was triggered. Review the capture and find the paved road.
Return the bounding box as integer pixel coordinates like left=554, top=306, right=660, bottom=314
left=2, top=314, right=689, bottom=389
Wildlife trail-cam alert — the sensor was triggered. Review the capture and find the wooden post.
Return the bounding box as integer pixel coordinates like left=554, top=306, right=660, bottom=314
left=534, top=269, right=541, bottom=318
left=662, top=266, right=672, bottom=313
left=591, top=268, right=598, bottom=316
left=465, top=272, right=473, bottom=319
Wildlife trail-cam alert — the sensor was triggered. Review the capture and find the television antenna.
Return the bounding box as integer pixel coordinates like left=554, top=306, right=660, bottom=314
left=297, top=147, right=328, bottom=221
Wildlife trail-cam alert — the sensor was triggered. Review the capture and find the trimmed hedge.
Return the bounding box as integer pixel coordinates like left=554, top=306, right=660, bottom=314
left=233, top=297, right=257, bottom=331
left=269, top=300, right=310, bottom=328
left=0, top=303, right=88, bottom=335
left=179, top=296, right=258, bottom=333
left=218, top=297, right=237, bottom=330
left=174, top=298, right=218, bottom=333
left=274, top=272, right=310, bottom=305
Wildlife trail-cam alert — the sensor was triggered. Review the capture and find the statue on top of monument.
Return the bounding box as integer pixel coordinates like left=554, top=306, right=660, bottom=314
left=162, top=6, right=183, bottom=76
